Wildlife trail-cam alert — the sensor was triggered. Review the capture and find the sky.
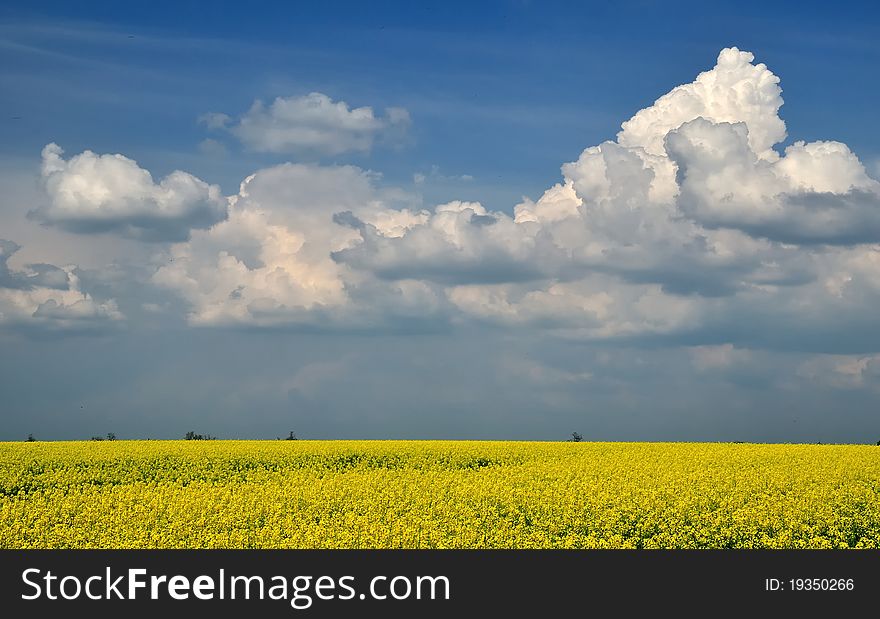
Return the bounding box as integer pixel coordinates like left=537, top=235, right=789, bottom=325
left=1, top=1, right=880, bottom=442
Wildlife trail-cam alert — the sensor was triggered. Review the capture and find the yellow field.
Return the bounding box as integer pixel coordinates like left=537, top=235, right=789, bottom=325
left=1, top=440, right=879, bottom=549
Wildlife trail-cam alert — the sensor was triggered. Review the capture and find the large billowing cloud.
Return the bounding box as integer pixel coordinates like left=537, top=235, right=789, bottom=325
left=17, top=48, right=880, bottom=354
left=0, top=239, right=122, bottom=332
left=145, top=47, right=880, bottom=350
left=151, top=163, right=443, bottom=327
left=618, top=47, right=786, bottom=160
left=667, top=120, right=880, bottom=245
left=203, top=92, right=411, bottom=156
left=33, top=144, right=228, bottom=242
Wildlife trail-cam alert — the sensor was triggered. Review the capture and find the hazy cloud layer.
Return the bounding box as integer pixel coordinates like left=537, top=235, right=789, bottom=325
left=0, top=239, right=122, bottom=332
left=203, top=92, right=411, bottom=156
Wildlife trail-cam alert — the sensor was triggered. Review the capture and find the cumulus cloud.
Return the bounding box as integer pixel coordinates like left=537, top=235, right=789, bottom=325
left=618, top=47, right=786, bottom=160
left=330, top=48, right=875, bottom=304
left=667, top=119, right=880, bottom=244
left=146, top=47, right=880, bottom=354
left=151, top=163, right=443, bottom=327
left=333, top=47, right=878, bottom=335
left=205, top=92, right=411, bottom=156
left=332, top=201, right=565, bottom=285
left=34, top=144, right=228, bottom=242
left=0, top=239, right=122, bottom=333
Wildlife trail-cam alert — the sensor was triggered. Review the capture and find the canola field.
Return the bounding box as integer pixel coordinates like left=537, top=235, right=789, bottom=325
left=1, top=440, right=879, bottom=549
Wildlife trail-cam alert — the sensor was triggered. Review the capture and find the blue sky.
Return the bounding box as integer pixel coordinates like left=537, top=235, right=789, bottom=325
left=1, top=1, right=880, bottom=441
left=3, top=1, right=879, bottom=207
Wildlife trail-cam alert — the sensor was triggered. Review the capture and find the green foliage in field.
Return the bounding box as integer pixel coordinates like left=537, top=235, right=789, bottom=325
left=1, top=441, right=879, bottom=548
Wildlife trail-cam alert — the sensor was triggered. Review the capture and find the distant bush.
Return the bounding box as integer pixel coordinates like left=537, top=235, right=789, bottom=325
left=26, top=434, right=36, bottom=442
left=184, top=431, right=217, bottom=441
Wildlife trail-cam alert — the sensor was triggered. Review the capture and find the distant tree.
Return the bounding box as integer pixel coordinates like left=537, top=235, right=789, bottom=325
left=91, top=436, right=104, bottom=441
left=285, top=431, right=298, bottom=441
left=26, top=433, right=36, bottom=442
left=185, top=431, right=216, bottom=441
left=569, top=432, right=583, bottom=443
left=106, top=433, right=116, bottom=441
left=876, top=440, right=880, bottom=446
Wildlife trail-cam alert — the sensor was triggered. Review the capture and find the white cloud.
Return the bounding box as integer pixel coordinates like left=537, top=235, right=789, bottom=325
left=328, top=47, right=880, bottom=338
left=151, top=163, right=436, bottom=327
left=667, top=119, right=880, bottom=244
left=618, top=47, right=786, bottom=160
left=333, top=200, right=561, bottom=285
left=35, top=144, right=228, bottom=242
left=134, top=47, right=880, bottom=352
left=207, top=92, right=411, bottom=156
